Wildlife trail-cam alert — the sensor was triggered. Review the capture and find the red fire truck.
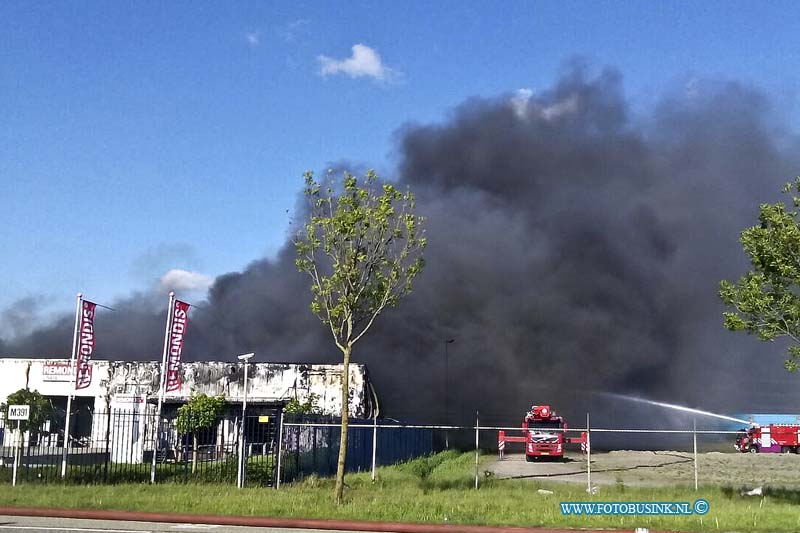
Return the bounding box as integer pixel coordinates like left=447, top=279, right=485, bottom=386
left=735, top=424, right=800, bottom=454
left=498, top=405, right=588, bottom=461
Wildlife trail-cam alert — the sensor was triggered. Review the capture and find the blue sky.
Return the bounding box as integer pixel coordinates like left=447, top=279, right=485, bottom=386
left=2, top=1, right=800, bottom=329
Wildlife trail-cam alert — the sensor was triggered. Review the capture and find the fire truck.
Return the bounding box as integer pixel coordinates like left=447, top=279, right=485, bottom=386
left=498, top=405, right=588, bottom=461
left=735, top=424, right=800, bottom=454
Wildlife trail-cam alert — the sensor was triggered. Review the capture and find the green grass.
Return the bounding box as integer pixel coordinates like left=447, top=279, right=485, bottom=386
left=2, top=451, right=800, bottom=532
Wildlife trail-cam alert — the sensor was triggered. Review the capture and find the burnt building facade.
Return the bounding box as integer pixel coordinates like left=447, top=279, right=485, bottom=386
left=0, top=358, right=378, bottom=451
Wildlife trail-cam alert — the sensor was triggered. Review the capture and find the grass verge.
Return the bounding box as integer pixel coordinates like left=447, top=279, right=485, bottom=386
left=1, top=451, right=799, bottom=532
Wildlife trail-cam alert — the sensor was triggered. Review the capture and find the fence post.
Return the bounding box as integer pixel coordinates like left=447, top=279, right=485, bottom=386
left=183, top=410, right=190, bottom=484
left=110, top=411, right=116, bottom=482
left=474, top=411, right=479, bottom=490
left=103, top=409, right=111, bottom=483
left=371, top=416, right=377, bottom=482
left=693, top=418, right=698, bottom=491
left=312, top=425, right=318, bottom=472
left=12, top=420, right=20, bottom=487
left=586, top=412, right=591, bottom=494
left=275, top=411, right=284, bottom=490
left=61, top=398, right=72, bottom=479
left=294, top=421, right=300, bottom=478
left=150, top=408, right=160, bottom=484
left=23, top=428, right=31, bottom=482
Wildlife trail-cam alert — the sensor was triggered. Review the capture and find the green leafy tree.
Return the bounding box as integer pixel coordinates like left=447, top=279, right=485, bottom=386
left=720, top=178, right=800, bottom=371
left=175, top=394, right=226, bottom=473
left=1, top=388, right=54, bottom=434
left=284, top=393, right=321, bottom=415
left=295, top=170, right=426, bottom=503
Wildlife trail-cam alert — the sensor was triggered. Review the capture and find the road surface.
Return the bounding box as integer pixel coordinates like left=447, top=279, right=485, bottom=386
left=0, top=511, right=674, bottom=533
left=486, top=450, right=800, bottom=488
left=0, top=515, right=362, bottom=533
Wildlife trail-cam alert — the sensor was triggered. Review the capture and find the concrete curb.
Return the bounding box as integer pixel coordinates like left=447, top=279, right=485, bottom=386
left=0, top=507, right=676, bottom=533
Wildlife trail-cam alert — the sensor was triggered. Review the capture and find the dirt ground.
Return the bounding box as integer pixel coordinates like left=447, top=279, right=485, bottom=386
left=485, top=451, right=800, bottom=488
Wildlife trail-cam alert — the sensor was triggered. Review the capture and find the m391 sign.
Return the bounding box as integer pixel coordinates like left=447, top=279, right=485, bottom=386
left=8, top=405, right=30, bottom=421
left=8, top=404, right=29, bottom=487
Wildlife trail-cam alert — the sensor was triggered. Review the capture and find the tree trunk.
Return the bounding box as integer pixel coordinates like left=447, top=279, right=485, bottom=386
left=192, top=433, right=198, bottom=474
left=334, top=345, right=351, bottom=504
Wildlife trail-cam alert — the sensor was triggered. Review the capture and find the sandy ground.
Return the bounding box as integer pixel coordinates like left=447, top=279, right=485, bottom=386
left=485, top=451, right=800, bottom=488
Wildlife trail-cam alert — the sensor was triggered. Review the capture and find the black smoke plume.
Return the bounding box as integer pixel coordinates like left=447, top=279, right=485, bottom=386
left=4, top=64, right=800, bottom=428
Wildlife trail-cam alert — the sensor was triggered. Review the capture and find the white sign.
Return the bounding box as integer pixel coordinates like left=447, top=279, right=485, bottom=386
left=42, top=360, right=74, bottom=382
left=8, top=405, right=30, bottom=421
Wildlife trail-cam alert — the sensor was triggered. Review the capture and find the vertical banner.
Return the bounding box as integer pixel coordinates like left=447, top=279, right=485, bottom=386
left=166, top=299, right=190, bottom=392
left=75, top=300, right=97, bottom=390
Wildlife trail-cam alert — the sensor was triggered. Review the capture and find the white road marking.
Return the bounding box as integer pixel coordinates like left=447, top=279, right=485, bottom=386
left=171, top=526, right=221, bottom=530
left=0, top=526, right=151, bottom=533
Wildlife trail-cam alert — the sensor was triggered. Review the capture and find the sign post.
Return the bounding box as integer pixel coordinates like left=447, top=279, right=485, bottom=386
left=63, top=293, right=84, bottom=478
left=9, top=405, right=30, bottom=487
left=151, top=292, right=175, bottom=484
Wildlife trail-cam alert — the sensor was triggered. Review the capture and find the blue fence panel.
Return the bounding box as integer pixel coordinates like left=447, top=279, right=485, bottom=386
left=282, top=415, right=433, bottom=482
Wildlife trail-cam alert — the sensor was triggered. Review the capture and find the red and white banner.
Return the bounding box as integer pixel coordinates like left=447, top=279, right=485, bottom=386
left=75, top=300, right=97, bottom=390
left=166, top=299, right=190, bottom=392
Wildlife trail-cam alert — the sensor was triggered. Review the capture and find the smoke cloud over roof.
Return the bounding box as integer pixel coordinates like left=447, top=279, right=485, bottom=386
left=4, top=64, right=800, bottom=426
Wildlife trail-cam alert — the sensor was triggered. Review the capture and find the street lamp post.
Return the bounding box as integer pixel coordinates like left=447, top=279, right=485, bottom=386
left=236, top=352, right=255, bottom=489
left=444, top=338, right=455, bottom=448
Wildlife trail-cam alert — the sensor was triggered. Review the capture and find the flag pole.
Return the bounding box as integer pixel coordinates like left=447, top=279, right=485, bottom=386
left=151, top=291, right=175, bottom=484
left=61, top=292, right=83, bottom=479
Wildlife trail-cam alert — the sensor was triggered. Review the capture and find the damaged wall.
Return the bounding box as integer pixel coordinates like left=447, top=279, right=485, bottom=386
left=0, top=358, right=376, bottom=419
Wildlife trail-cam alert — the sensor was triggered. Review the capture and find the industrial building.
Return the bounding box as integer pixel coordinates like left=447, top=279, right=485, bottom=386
left=0, top=358, right=378, bottom=453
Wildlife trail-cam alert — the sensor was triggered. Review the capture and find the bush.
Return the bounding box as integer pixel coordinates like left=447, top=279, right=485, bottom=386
left=403, top=449, right=460, bottom=480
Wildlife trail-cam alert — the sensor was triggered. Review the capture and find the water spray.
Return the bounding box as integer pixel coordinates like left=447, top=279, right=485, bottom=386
left=603, top=393, right=752, bottom=426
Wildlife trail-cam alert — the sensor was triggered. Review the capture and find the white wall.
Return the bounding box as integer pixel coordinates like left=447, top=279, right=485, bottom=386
left=0, top=359, right=109, bottom=406
left=0, top=358, right=374, bottom=418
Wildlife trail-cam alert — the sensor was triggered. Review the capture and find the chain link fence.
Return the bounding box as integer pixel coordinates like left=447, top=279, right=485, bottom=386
left=274, top=415, right=761, bottom=492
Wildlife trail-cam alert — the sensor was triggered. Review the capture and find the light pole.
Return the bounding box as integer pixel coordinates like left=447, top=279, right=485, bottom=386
left=236, top=352, right=255, bottom=489
left=444, top=338, right=455, bottom=448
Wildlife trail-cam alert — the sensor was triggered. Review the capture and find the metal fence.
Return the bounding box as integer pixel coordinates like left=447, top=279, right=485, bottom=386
left=273, top=415, right=757, bottom=492
left=279, top=415, right=435, bottom=483
left=0, top=408, right=280, bottom=487
left=2, top=410, right=765, bottom=491
left=491, top=423, right=746, bottom=492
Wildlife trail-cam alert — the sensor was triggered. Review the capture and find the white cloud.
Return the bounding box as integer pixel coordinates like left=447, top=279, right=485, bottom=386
left=317, top=44, right=393, bottom=81
left=160, top=269, right=213, bottom=293
left=280, top=19, right=309, bottom=43
left=245, top=32, right=260, bottom=47
left=509, top=88, right=579, bottom=121
left=511, top=88, right=534, bottom=118
left=540, top=94, right=579, bottom=120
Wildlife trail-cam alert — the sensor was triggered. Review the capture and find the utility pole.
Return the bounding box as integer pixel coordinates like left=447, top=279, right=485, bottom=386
left=444, top=338, right=455, bottom=448
left=237, top=352, right=255, bottom=489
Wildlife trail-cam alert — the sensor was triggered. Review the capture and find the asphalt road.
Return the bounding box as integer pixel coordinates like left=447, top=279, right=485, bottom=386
left=0, top=510, right=672, bottom=533
left=0, top=516, right=366, bottom=533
